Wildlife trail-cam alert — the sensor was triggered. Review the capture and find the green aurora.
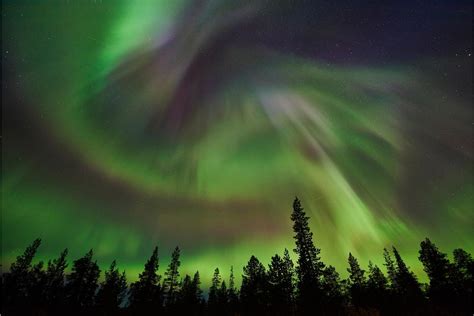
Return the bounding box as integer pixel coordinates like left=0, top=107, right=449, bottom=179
left=2, top=1, right=473, bottom=285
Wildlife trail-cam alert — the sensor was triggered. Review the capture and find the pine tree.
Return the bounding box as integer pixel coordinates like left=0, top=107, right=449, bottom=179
left=321, top=265, right=344, bottom=314
left=218, top=280, right=229, bottom=306
left=452, top=248, right=473, bottom=288
left=66, top=249, right=101, bottom=308
left=4, top=238, right=41, bottom=307
left=29, top=260, right=46, bottom=307
left=177, top=273, right=202, bottom=315
left=96, top=260, right=127, bottom=311
left=163, top=246, right=181, bottom=306
left=208, top=268, right=222, bottom=315
left=268, top=251, right=295, bottom=314
left=383, top=248, right=397, bottom=289
left=290, top=197, right=324, bottom=313
left=450, top=248, right=473, bottom=314
left=129, top=246, right=163, bottom=312
left=228, top=266, right=239, bottom=311
left=347, top=253, right=366, bottom=307
left=193, top=271, right=203, bottom=303
left=44, top=249, right=68, bottom=307
left=366, top=261, right=389, bottom=312
left=418, top=238, right=452, bottom=305
left=240, top=255, right=268, bottom=314
left=392, top=247, right=423, bottom=307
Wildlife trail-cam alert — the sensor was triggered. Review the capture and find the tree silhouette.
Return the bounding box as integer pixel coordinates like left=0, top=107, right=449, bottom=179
left=28, top=260, right=46, bottom=308
left=44, top=249, right=68, bottom=308
left=240, top=255, right=269, bottom=315
left=193, top=271, right=203, bottom=303
left=217, top=280, right=229, bottom=312
left=321, top=265, right=344, bottom=314
left=65, top=249, right=101, bottom=309
left=208, top=267, right=222, bottom=315
left=291, top=197, right=324, bottom=314
left=392, top=246, right=424, bottom=311
left=129, top=246, right=163, bottom=313
left=346, top=253, right=367, bottom=308
left=96, top=260, right=127, bottom=313
left=3, top=238, right=41, bottom=309
left=418, top=238, right=453, bottom=308
left=366, top=261, right=389, bottom=313
left=163, top=246, right=181, bottom=307
left=451, top=248, right=473, bottom=314
left=227, top=266, right=239, bottom=314
left=267, top=250, right=295, bottom=315
left=177, top=271, right=203, bottom=315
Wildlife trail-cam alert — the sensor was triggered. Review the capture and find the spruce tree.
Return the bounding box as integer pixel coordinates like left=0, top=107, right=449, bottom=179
left=366, top=261, right=389, bottom=312
left=383, top=248, right=397, bottom=289
left=163, top=246, right=181, bottom=306
left=321, top=265, right=344, bottom=314
left=452, top=248, right=473, bottom=288
left=177, top=273, right=202, bottom=315
left=282, top=249, right=296, bottom=302
left=392, top=247, right=423, bottom=308
left=208, top=268, right=222, bottom=315
left=129, top=246, right=163, bottom=312
left=4, top=238, right=41, bottom=307
left=290, top=197, right=324, bottom=313
left=228, top=266, right=239, bottom=311
left=450, top=248, right=473, bottom=314
left=66, top=249, right=101, bottom=308
left=347, top=253, right=366, bottom=307
left=268, top=251, right=295, bottom=314
left=192, top=271, right=203, bottom=303
left=28, top=260, right=46, bottom=307
left=96, top=260, right=127, bottom=312
left=240, top=255, right=268, bottom=314
left=44, top=249, right=68, bottom=307
left=218, top=280, right=229, bottom=307
left=418, top=238, right=452, bottom=305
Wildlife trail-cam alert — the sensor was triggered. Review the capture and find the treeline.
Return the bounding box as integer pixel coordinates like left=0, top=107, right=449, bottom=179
left=1, top=198, right=472, bottom=315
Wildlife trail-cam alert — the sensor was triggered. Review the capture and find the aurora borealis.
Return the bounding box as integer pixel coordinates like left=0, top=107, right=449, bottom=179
left=2, top=0, right=473, bottom=285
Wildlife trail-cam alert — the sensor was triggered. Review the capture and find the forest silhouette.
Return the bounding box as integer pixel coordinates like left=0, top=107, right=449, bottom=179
left=2, top=198, right=472, bottom=315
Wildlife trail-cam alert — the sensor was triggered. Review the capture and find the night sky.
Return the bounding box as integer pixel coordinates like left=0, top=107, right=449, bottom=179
left=2, top=0, right=472, bottom=285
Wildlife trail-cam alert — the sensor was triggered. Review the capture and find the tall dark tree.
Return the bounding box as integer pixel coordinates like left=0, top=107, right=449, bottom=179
left=418, top=238, right=452, bottom=306
left=65, top=249, right=101, bottom=308
left=208, top=268, right=222, bottom=315
left=163, top=246, right=181, bottom=307
left=240, top=255, right=269, bottom=315
left=177, top=272, right=202, bottom=315
left=347, top=253, right=366, bottom=308
left=227, top=266, right=239, bottom=312
left=366, top=261, right=389, bottom=313
left=321, top=265, right=344, bottom=314
left=452, top=248, right=473, bottom=279
left=290, top=197, right=324, bottom=313
left=4, top=238, right=41, bottom=308
left=28, top=260, right=46, bottom=308
left=267, top=250, right=295, bottom=315
left=96, top=260, right=127, bottom=312
left=129, top=246, right=163, bottom=312
left=383, top=248, right=397, bottom=289
left=44, top=249, right=68, bottom=308
left=24, top=261, right=46, bottom=310
left=392, top=247, right=423, bottom=308
left=193, top=271, right=203, bottom=304
left=217, top=280, right=229, bottom=308
left=450, top=248, right=473, bottom=314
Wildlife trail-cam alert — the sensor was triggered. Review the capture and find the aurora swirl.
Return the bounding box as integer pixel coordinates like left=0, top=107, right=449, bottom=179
left=2, top=0, right=472, bottom=285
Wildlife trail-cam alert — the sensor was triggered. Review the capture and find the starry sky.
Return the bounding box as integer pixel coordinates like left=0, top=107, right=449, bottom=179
left=2, top=0, right=473, bottom=284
